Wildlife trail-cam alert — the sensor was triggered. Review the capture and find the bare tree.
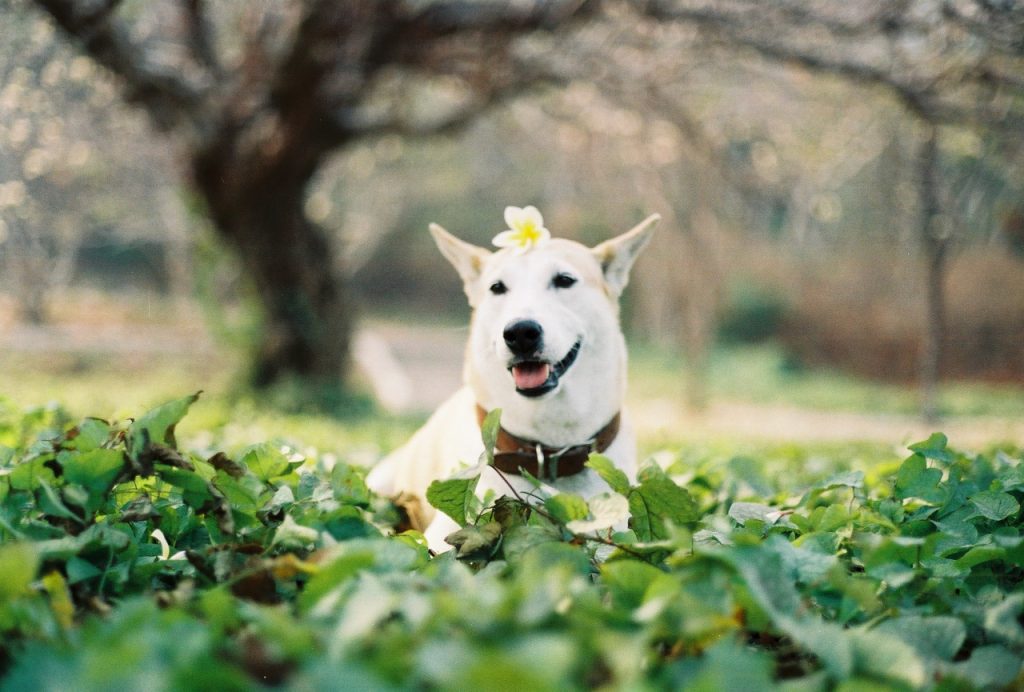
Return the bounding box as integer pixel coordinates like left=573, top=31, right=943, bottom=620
left=639, top=0, right=1024, bottom=418
left=27, top=0, right=594, bottom=400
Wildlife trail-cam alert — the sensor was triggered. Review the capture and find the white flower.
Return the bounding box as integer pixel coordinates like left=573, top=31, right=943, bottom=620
left=150, top=529, right=186, bottom=561
left=492, top=205, right=551, bottom=252
left=151, top=529, right=171, bottom=560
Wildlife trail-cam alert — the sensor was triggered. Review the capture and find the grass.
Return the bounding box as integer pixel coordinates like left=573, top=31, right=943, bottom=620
left=0, top=349, right=418, bottom=467
left=629, top=341, right=1024, bottom=418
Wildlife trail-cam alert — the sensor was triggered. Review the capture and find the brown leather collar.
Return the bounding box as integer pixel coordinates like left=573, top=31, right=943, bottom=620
left=475, top=405, right=620, bottom=482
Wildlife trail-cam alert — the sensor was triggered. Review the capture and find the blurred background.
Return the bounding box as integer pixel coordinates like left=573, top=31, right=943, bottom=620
left=1, top=0, right=1022, bottom=446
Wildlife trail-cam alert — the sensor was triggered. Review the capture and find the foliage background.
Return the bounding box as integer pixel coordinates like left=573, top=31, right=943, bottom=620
left=0, top=395, right=1022, bottom=690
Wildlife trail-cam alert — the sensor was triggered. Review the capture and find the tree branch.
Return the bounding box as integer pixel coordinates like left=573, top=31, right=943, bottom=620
left=180, top=0, right=223, bottom=78
left=32, top=0, right=206, bottom=133
left=267, top=0, right=596, bottom=147
left=942, top=0, right=1024, bottom=56
left=347, top=70, right=566, bottom=139
left=637, top=0, right=1024, bottom=133
left=397, top=0, right=595, bottom=33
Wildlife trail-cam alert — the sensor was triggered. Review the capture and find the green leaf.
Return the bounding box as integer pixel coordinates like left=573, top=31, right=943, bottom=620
left=809, top=503, right=852, bottom=532
left=727, top=455, right=774, bottom=496
left=425, top=475, right=479, bottom=526
left=997, top=461, right=1024, bottom=491
left=908, top=432, right=955, bottom=464
left=586, top=454, right=630, bottom=495
left=0, top=543, right=38, bottom=602
left=895, top=454, right=945, bottom=503
left=59, top=448, right=125, bottom=494
left=271, top=514, right=319, bottom=549
left=945, top=645, right=1021, bottom=689
left=729, top=502, right=783, bottom=527
left=66, top=556, right=103, bottom=585
left=726, top=546, right=803, bottom=617
left=240, top=442, right=291, bottom=481
left=969, top=490, right=1019, bottom=521
left=64, top=418, right=111, bottom=452
left=849, top=627, right=927, bottom=687
left=445, top=521, right=503, bottom=558
left=127, top=392, right=200, bottom=457
left=502, top=524, right=562, bottom=563
left=37, top=481, right=83, bottom=525
left=716, top=546, right=855, bottom=679
left=601, top=559, right=665, bottom=609
left=480, top=408, right=501, bottom=466
left=954, top=544, right=1005, bottom=570
left=157, top=465, right=212, bottom=498
left=791, top=621, right=857, bottom=681
left=933, top=511, right=980, bottom=556
left=517, top=541, right=592, bottom=577
left=983, top=593, right=1024, bottom=646
left=264, top=484, right=295, bottom=513
left=299, top=551, right=376, bottom=614
left=875, top=615, right=966, bottom=661
left=629, top=463, right=699, bottom=539
left=816, top=470, right=865, bottom=491
left=679, top=638, right=775, bottom=691
left=199, top=586, right=241, bottom=633
left=566, top=492, right=630, bottom=533
left=330, top=462, right=371, bottom=505
left=61, top=484, right=90, bottom=511
left=9, top=457, right=57, bottom=491
left=769, top=535, right=838, bottom=584
left=544, top=493, right=589, bottom=525
left=213, top=471, right=268, bottom=512
left=628, top=491, right=654, bottom=541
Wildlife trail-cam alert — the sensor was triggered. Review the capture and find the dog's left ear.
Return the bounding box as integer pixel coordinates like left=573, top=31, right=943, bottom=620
left=592, top=213, right=661, bottom=296
left=430, top=223, right=492, bottom=301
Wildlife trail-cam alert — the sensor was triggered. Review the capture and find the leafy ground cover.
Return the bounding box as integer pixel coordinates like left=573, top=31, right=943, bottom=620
left=0, top=394, right=1022, bottom=691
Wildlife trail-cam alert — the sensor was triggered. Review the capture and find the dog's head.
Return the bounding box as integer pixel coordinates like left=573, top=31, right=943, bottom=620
left=429, top=213, right=659, bottom=410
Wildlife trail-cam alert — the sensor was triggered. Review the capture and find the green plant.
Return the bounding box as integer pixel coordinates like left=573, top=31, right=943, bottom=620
left=0, top=395, right=1021, bottom=690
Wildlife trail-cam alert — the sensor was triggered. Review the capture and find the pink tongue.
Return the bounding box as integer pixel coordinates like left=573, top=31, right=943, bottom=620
left=512, top=362, right=550, bottom=390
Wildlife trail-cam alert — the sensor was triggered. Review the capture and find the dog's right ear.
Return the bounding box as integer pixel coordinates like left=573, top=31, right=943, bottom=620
left=430, top=223, right=491, bottom=301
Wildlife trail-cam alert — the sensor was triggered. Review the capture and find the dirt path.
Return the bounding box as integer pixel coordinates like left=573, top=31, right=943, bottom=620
left=632, top=398, right=1024, bottom=447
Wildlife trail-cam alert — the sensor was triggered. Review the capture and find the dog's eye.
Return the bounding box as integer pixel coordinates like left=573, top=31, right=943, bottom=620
left=489, top=280, right=508, bottom=295
left=552, top=273, right=577, bottom=289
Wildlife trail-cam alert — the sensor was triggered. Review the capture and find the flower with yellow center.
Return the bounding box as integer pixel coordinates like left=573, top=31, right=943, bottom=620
left=492, top=205, right=550, bottom=252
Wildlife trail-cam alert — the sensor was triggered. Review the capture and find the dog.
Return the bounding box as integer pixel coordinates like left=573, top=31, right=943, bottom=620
left=367, top=208, right=660, bottom=552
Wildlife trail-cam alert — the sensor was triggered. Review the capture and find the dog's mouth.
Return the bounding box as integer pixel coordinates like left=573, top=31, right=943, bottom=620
left=509, top=339, right=582, bottom=398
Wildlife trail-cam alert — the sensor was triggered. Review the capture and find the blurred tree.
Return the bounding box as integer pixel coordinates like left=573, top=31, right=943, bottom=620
left=0, top=6, right=176, bottom=322
left=642, top=0, right=1024, bottom=419
left=28, top=0, right=593, bottom=399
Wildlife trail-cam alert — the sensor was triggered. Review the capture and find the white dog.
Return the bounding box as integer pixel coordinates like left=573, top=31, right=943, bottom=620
left=367, top=207, right=659, bottom=552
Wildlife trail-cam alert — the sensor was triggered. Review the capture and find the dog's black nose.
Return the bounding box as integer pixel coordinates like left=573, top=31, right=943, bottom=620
left=503, top=319, right=544, bottom=356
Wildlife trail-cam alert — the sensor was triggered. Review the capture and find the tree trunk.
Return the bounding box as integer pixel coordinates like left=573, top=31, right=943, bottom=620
left=191, top=135, right=351, bottom=396
left=918, top=121, right=948, bottom=423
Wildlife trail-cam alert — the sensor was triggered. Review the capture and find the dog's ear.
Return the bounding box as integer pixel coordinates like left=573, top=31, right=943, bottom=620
left=592, top=213, right=660, bottom=296
left=430, top=223, right=491, bottom=298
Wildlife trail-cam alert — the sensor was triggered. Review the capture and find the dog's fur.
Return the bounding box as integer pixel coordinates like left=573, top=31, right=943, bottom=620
left=367, top=214, right=659, bottom=551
